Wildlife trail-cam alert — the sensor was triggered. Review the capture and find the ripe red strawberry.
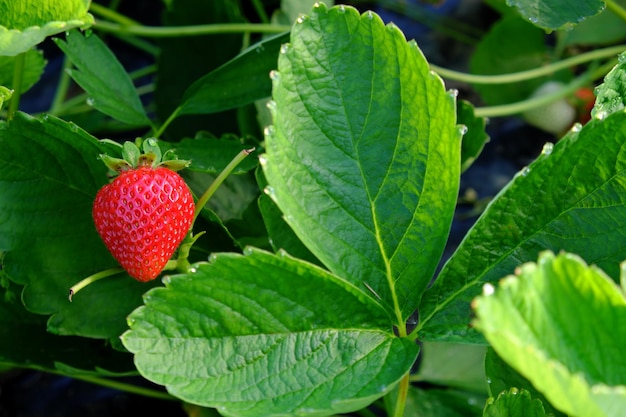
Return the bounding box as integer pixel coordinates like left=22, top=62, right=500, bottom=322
left=93, top=140, right=194, bottom=282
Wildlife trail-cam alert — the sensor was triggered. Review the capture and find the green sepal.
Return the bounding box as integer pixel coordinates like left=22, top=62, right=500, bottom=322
left=142, top=138, right=162, bottom=165
left=159, top=159, right=191, bottom=171
left=121, top=141, right=140, bottom=167
left=99, top=153, right=131, bottom=174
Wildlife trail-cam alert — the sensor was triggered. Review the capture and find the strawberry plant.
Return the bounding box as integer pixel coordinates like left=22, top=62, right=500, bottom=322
left=1, top=0, right=626, bottom=416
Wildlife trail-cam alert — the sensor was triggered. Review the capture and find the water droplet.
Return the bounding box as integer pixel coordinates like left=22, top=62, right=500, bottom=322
left=266, top=100, right=277, bottom=112
left=570, top=122, right=582, bottom=133
left=448, top=88, right=459, bottom=98
left=510, top=387, right=519, bottom=395
left=486, top=377, right=492, bottom=384
left=280, top=44, right=291, bottom=54
left=255, top=46, right=264, bottom=54
left=146, top=138, right=158, bottom=146
left=258, top=154, right=268, bottom=166
left=209, top=253, right=218, bottom=262
left=562, top=22, right=575, bottom=32
left=517, top=166, right=531, bottom=177
left=458, top=124, right=468, bottom=136
left=338, top=4, right=346, bottom=12
left=278, top=248, right=288, bottom=257
left=162, top=275, right=171, bottom=284
left=365, top=10, right=374, bottom=19
left=595, top=110, right=608, bottom=120
left=482, top=283, right=495, bottom=296
left=86, top=97, right=95, bottom=106
left=296, top=15, right=307, bottom=24
left=68, top=122, right=79, bottom=132
left=264, top=125, right=275, bottom=137
left=541, top=142, right=554, bottom=156
left=269, top=70, right=280, bottom=81
left=528, top=16, right=538, bottom=24
left=189, top=267, right=197, bottom=273
left=264, top=185, right=275, bottom=197
left=243, top=246, right=254, bottom=256
left=618, top=53, right=626, bottom=64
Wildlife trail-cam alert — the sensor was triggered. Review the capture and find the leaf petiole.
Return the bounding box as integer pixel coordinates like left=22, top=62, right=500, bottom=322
left=193, top=147, right=255, bottom=223
left=68, top=267, right=124, bottom=301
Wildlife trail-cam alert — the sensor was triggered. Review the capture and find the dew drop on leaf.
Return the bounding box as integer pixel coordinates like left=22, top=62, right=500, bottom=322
left=482, top=283, right=495, bottom=296
left=208, top=254, right=218, bottom=263
left=570, top=122, right=582, bottom=132
left=264, top=185, right=275, bottom=197
left=280, top=44, right=290, bottom=54
left=86, top=97, right=95, bottom=106
left=458, top=124, right=468, bottom=136
left=264, top=125, right=275, bottom=137
left=448, top=88, right=459, bottom=98
left=258, top=154, right=268, bottom=166
left=338, top=4, right=345, bottom=12
left=266, top=100, right=277, bottom=112
left=595, top=110, right=608, bottom=120
left=541, top=142, right=554, bottom=156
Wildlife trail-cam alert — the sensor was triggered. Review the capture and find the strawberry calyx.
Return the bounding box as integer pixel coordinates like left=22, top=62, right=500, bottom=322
left=100, top=138, right=190, bottom=178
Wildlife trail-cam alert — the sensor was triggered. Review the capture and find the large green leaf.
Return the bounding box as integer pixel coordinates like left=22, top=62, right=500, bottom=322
left=505, top=0, right=605, bottom=31
left=122, top=248, right=418, bottom=417
left=473, top=251, right=626, bottom=417
left=592, top=51, right=626, bottom=120
left=0, top=112, right=160, bottom=340
left=54, top=30, right=150, bottom=126
left=177, top=32, right=290, bottom=116
left=404, top=387, right=485, bottom=417
left=262, top=3, right=460, bottom=321
left=418, top=111, right=626, bottom=342
left=0, top=0, right=93, bottom=56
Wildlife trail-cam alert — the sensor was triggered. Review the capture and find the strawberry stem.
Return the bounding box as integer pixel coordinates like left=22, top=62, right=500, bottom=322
left=68, top=267, right=124, bottom=302
left=193, top=148, right=255, bottom=223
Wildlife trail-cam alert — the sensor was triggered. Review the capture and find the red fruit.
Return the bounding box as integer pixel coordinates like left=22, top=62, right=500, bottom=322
left=93, top=166, right=194, bottom=282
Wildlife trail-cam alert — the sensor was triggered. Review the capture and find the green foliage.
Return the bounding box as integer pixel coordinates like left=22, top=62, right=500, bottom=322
left=264, top=3, right=460, bottom=322
left=418, top=111, right=626, bottom=343
left=55, top=30, right=150, bottom=126
left=474, top=251, right=626, bottom=417
left=1, top=0, right=626, bottom=416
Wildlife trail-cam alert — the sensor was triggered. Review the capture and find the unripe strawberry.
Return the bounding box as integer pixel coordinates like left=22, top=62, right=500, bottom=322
left=93, top=140, right=194, bottom=282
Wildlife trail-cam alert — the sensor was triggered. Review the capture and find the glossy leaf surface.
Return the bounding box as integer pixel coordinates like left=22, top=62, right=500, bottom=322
left=474, top=251, right=626, bottom=417
left=55, top=30, right=150, bottom=126
left=592, top=51, right=626, bottom=119
left=123, top=248, right=419, bottom=417
left=419, top=111, right=626, bottom=342
left=263, top=3, right=460, bottom=321
left=505, top=0, right=605, bottom=31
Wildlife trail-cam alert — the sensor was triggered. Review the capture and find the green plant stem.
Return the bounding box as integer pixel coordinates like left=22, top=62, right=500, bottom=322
left=152, top=106, right=182, bottom=139
left=94, top=20, right=290, bottom=37
left=7, top=52, right=26, bottom=121
left=606, top=0, right=626, bottom=22
left=193, top=148, right=255, bottom=223
left=49, top=56, right=73, bottom=114
left=473, top=61, right=613, bottom=118
left=430, top=44, right=626, bottom=84
left=90, top=2, right=141, bottom=26
left=392, top=373, right=410, bottom=417
left=68, top=267, right=124, bottom=301
left=70, top=373, right=176, bottom=401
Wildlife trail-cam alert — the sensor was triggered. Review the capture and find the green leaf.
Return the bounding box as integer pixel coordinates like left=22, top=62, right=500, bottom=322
left=484, top=347, right=567, bottom=417
left=562, top=0, right=626, bottom=46
left=418, top=111, right=626, bottom=343
left=122, top=248, right=418, bottom=417
left=458, top=99, right=489, bottom=172
left=473, top=251, right=626, bottom=417
left=469, top=15, right=554, bottom=106
left=414, top=341, right=487, bottom=393
left=404, top=387, right=485, bottom=417
left=178, top=32, right=290, bottom=116
left=0, top=112, right=160, bottom=340
left=0, top=0, right=93, bottom=56
left=0, top=279, right=134, bottom=374
left=258, top=194, right=321, bottom=265
left=0, top=85, right=11, bottom=110
left=484, top=388, right=550, bottom=417
left=505, top=0, right=605, bottom=31
left=263, top=3, right=460, bottom=321
left=591, top=51, right=626, bottom=120
left=54, top=30, right=150, bottom=126
left=0, top=48, right=46, bottom=93
left=158, top=134, right=259, bottom=174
